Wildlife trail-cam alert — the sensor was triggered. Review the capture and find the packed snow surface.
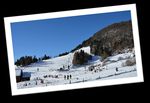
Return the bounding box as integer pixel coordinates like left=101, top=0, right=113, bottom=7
left=16, top=46, right=137, bottom=89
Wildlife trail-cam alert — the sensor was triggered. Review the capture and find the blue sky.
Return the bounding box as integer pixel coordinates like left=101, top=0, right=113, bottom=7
left=11, top=10, right=131, bottom=61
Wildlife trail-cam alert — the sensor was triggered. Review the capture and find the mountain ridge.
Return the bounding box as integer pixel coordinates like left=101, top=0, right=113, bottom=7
left=71, top=20, right=134, bottom=58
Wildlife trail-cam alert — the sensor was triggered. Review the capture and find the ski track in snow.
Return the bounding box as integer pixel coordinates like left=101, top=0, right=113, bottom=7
left=16, top=46, right=137, bottom=89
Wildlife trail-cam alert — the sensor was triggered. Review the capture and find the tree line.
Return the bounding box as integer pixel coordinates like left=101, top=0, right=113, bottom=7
left=15, top=54, right=51, bottom=66
left=58, top=52, right=69, bottom=57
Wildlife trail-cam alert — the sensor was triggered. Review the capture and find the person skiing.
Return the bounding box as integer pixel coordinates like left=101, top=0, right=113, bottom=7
left=64, top=75, right=66, bottom=80
left=116, top=67, right=118, bottom=72
left=68, top=65, right=70, bottom=70
left=70, top=75, right=72, bottom=79
left=67, top=75, right=69, bottom=80
left=37, top=68, right=39, bottom=72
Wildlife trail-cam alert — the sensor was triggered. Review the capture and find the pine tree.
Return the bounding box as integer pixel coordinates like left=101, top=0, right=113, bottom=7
left=33, top=56, right=38, bottom=63
left=42, top=54, right=50, bottom=60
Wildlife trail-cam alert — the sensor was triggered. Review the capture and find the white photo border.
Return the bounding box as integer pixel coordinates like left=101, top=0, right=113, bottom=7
left=4, top=4, right=144, bottom=96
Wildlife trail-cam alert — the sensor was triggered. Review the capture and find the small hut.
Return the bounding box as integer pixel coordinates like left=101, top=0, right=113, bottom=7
left=21, top=72, right=31, bottom=81
left=15, top=69, right=31, bottom=82
left=16, top=69, right=22, bottom=82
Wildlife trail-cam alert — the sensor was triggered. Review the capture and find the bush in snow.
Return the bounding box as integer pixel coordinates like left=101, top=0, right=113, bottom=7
left=122, top=58, right=136, bottom=66
left=126, top=58, right=136, bottom=66
left=118, top=56, right=124, bottom=61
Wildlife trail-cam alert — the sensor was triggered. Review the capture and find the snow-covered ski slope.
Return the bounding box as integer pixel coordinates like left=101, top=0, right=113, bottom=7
left=16, top=46, right=137, bottom=89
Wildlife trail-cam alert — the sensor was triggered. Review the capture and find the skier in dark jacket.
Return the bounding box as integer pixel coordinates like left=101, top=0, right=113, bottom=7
left=116, top=67, right=118, bottom=72
left=64, top=75, right=66, bottom=80
left=70, top=75, right=72, bottom=79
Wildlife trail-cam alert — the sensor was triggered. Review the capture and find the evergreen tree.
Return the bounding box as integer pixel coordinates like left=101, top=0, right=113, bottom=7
left=58, top=52, right=69, bottom=56
left=72, top=50, right=92, bottom=65
left=33, top=56, right=38, bottom=63
left=42, top=54, right=50, bottom=60
left=38, top=57, right=41, bottom=62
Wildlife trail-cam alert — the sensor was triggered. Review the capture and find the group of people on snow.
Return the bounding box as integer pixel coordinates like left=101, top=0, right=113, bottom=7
left=64, top=74, right=72, bottom=80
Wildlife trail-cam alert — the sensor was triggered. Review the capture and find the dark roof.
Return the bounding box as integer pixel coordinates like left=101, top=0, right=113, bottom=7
left=22, top=72, right=31, bottom=78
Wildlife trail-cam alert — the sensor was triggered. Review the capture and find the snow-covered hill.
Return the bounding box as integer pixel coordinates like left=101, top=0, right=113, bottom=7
left=16, top=46, right=137, bottom=89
